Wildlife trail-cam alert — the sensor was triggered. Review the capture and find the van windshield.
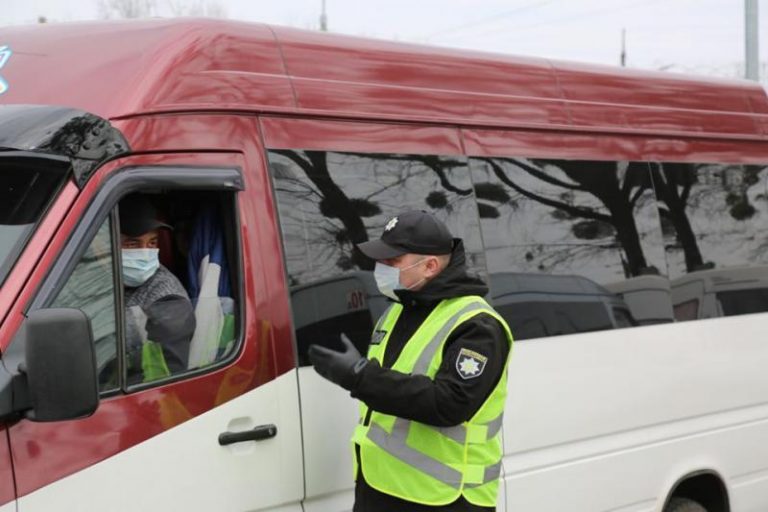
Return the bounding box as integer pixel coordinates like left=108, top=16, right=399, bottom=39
left=0, top=156, right=69, bottom=286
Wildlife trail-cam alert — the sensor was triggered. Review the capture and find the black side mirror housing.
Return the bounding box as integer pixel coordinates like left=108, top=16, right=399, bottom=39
left=23, top=308, right=99, bottom=422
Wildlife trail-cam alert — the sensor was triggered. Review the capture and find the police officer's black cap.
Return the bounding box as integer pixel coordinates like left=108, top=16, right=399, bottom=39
left=357, top=211, right=454, bottom=260
left=118, top=194, right=172, bottom=237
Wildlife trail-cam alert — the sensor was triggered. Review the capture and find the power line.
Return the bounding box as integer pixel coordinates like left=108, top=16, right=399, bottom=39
left=442, top=0, right=670, bottom=43
left=509, top=0, right=671, bottom=32
left=424, top=0, right=556, bottom=40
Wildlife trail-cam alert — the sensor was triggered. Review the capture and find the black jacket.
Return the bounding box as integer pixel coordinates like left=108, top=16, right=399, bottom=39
left=351, top=240, right=510, bottom=512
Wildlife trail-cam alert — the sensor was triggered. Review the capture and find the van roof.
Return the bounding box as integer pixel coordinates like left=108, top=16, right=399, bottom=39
left=489, top=272, right=614, bottom=298
left=671, top=266, right=768, bottom=291
left=3, top=18, right=767, bottom=138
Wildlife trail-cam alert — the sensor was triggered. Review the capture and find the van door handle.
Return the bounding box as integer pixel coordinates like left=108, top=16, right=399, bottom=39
left=218, top=424, right=277, bottom=446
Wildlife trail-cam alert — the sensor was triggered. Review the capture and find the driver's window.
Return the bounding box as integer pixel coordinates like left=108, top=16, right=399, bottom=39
left=50, top=217, right=119, bottom=392
left=118, top=191, right=239, bottom=387
left=47, top=189, right=240, bottom=392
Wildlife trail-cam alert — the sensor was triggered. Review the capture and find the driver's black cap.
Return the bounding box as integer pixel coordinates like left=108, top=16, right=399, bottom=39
left=118, top=194, right=172, bottom=237
left=357, top=210, right=454, bottom=260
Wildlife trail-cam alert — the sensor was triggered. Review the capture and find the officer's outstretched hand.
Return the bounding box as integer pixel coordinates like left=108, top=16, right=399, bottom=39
left=308, top=333, right=368, bottom=391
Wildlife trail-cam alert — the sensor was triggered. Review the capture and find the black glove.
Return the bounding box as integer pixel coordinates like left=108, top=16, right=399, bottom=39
left=308, top=333, right=368, bottom=390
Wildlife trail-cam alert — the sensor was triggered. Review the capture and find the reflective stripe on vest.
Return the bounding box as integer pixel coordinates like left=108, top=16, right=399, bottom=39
left=355, top=295, right=514, bottom=507
left=411, top=301, right=490, bottom=375
left=355, top=415, right=503, bottom=488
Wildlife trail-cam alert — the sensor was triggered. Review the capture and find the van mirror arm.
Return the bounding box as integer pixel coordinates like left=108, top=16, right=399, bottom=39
left=0, top=363, right=32, bottom=424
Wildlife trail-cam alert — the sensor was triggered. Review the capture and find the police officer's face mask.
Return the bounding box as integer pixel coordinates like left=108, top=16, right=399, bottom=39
left=374, top=258, right=427, bottom=301
left=122, top=248, right=160, bottom=287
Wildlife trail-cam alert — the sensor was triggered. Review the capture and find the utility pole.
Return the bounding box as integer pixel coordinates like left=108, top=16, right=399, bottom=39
left=620, top=28, right=626, bottom=67
left=745, top=0, right=759, bottom=80
left=320, top=0, right=328, bottom=32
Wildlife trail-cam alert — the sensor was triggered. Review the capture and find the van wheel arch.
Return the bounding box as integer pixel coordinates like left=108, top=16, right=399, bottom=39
left=662, top=470, right=730, bottom=512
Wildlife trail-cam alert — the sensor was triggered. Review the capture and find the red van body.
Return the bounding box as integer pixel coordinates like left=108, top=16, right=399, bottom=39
left=0, top=18, right=767, bottom=512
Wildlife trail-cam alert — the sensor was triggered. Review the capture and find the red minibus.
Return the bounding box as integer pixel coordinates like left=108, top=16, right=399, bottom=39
left=1, top=18, right=767, bottom=512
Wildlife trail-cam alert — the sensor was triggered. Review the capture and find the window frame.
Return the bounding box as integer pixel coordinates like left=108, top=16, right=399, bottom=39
left=24, top=165, right=245, bottom=395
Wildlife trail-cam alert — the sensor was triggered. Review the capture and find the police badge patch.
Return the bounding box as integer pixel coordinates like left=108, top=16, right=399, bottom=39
left=455, top=348, right=488, bottom=380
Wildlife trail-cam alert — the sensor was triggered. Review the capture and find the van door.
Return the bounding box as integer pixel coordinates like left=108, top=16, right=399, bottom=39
left=4, top=154, right=303, bottom=511
left=261, top=117, right=501, bottom=511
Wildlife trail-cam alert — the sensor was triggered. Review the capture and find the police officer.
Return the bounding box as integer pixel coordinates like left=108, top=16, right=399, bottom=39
left=309, top=210, right=513, bottom=512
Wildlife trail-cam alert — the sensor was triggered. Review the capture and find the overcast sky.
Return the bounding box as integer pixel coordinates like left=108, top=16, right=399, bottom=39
left=4, top=0, right=767, bottom=83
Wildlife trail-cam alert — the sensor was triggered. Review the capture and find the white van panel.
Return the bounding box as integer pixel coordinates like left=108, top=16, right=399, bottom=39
left=17, top=371, right=303, bottom=512
left=299, top=367, right=356, bottom=512
left=502, top=314, right=768, bottom=511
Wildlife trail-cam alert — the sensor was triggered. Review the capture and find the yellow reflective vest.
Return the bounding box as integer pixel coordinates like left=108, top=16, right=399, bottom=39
left=352, top=295, right=514, bottom=507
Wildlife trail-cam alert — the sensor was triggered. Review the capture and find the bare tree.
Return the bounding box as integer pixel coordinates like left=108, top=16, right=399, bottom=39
left=166, top=0, right=226, bottom=17
left=97, top=0, right=226, bottom=19
left=271, top=150, right=373, bottom=272
left=480, top=158, right=655, bottom=277
left=650, top=162, right=704, bottom=272
left=97, top=0, right=156, bottom=19
left=270, top=150, right=499, bottom=280
left=653, top=162, right=764, bottom=273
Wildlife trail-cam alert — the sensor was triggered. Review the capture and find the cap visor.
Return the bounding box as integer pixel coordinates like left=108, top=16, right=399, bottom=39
left=357, top=239, right=407, bottom=260
left=153, top=221, right=173, bottom=231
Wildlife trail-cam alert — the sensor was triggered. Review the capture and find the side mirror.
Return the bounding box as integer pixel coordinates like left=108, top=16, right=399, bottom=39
left=23, top=308, right=99, bottom=422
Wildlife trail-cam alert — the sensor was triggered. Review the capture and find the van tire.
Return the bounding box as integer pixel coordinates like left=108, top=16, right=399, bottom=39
left=664, top=498, right=708, bottom=512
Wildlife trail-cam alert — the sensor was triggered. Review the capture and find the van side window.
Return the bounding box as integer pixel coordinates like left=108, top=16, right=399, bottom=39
left=268, top=150, right=485, bottom=366
left=655, top=163, right=768, bottom=321
left=469, top=158, right=674, bottom=340
left=50, top=217, right=119, bottom=391
left=119, top=191, right=239, bottom=386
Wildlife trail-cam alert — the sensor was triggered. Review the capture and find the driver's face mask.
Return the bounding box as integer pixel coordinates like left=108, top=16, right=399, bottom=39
left=122, top=248, right=160, bottom=287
